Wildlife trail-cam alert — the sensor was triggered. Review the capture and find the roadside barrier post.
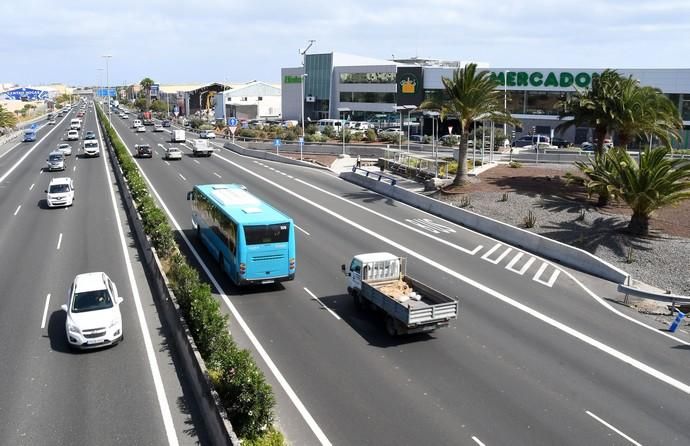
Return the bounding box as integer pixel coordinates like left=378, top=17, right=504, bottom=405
left=669, top=310, right=686, bottom=333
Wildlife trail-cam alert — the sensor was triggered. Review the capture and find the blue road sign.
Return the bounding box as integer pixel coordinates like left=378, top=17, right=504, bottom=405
left=228, top=117, right=238, bottom=127
left=298, top=137, right=304, bottom=144
left=274, top=138, right=282, bottom=146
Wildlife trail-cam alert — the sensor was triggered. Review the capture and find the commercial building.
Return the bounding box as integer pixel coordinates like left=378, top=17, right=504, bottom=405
left=282, top=52, right=690, bottom=147
left=213, top=81, right=281, bottom=122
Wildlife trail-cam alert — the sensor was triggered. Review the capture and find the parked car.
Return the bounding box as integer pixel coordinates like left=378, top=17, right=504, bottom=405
left=512, top=135, right=551, bottom=148
left=45, top=177, right=74, bottom=208
left=550, top=137, right=572, bottom=148
left=61, top=272, right=124, bottom=350
left=164, top=146, right=182, bottom=160
left=135, top=144, right=153, bottom=158
left=57, top=143, right=72, bottom=156
left=46, top=151, right=66, bottom=171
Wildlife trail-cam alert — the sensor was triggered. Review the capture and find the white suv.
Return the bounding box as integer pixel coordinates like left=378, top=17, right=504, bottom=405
left=45, top=177, right=74, bottom=207
left=83, top=140, right=100, bottom=157
left=67, top=130, right=79, bottom=141
left=62, top=272, right=123, bottom=350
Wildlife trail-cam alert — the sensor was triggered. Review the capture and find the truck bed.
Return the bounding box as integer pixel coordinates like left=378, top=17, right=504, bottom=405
left=363, top=276, right=457, bottom=327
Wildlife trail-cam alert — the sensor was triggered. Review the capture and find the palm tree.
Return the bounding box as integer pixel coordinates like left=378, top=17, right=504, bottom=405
left=421, top=63, right=516, bottom=186
left=139, top=77, right=155, bottom=108
left=615, top=85, right=681, bottom=148
left=557, top=69, right=625, bottom=157
left=585, top=147, right=690, bottom=235
left=0, top=104, right=18, bottom=129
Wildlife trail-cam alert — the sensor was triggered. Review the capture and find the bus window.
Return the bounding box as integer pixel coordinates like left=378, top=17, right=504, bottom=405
left=244, top=224, right=289, bottom=245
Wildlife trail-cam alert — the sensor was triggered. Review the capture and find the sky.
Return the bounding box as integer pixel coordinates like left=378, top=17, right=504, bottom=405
left=2, top=0, right=690, bottom=87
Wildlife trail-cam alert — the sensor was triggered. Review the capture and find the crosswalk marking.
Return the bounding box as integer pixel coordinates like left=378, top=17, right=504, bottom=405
left=505, top=252, right=537, bottom=275
left=479, top=243, right=560, bottom=287
left=533, top=263, right=560, bottom=287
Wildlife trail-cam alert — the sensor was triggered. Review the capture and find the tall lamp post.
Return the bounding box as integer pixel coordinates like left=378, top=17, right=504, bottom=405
left=299, top=40, right=315, bottom=142
left=102, top=54, right=112, bottom=124
left=96, top=68, right=104, bottom=101
left=337, top=107, right=350, bottom=156
left=300, top=73, right=308, bottom=140
left=503, top=70, right=509, bottom=144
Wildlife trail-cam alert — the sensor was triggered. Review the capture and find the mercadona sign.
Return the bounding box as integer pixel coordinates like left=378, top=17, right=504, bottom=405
left=488, top=71, right=597, bottom=89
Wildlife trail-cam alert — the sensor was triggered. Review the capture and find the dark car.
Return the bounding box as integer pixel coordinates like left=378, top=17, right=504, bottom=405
left=551, top=137, right=571, bottom=148
left=84, top=131, right=96, bottom=140
left=135, top=144, right=153, bottom=158
left=162, top=120, right=171, bottom=127
left=511, top=135, right=550, bottom=147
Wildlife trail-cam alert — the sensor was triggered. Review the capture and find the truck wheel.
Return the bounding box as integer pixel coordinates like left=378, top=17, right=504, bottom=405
left=352, top=291, right=364, bottom=311
left=385, top=316, right=397, bottom=336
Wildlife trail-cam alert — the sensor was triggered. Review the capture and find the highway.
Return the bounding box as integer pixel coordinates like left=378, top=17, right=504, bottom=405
left=0, top=105, right=203, bottom=445
left=109, top=112, right=690, bottom=445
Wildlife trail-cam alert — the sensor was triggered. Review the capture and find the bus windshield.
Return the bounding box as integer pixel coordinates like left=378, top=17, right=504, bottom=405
left=244, top=223, right=290, bottom=245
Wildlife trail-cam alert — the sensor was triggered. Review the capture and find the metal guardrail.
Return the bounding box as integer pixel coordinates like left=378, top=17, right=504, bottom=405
left=617, top=283, right=690, bottom=306
left=352, top=166, right=397, bottom=186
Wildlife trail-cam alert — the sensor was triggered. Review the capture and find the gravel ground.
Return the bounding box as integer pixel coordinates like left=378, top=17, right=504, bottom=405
left=436, top=189, right=690, bottom=297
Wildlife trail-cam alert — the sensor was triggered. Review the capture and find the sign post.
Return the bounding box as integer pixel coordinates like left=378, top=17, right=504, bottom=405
left=274, top=138, right=281, bottom=154
left=227, top=117, right=238, bottom=144
left=298, top=136, right=304, bottom=161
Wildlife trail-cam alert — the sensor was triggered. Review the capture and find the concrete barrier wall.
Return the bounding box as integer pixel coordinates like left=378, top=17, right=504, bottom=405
left=341, top=171, right=630, bottom=284
left=222, top=141, right=331, bottom=170
left=101, top=118, right=239, bottom=445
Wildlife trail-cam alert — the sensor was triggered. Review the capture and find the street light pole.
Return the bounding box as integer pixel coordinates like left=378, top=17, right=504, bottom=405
left=102, top=54, right=112, bottom=124
left=503, top=70, right=508, bottom=145
left=300, top=73, right=308, bottom=141
left=337, top=107, right=350, bottom=156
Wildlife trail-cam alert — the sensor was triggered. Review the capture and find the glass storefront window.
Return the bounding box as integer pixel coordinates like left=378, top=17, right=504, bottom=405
left=681, top=97, right=690, bottom=121
left=339, top=72, right=396, bottom=84
left=526, top=91, right=566, bottom=115
left=339, top=92, right=396, bottom=103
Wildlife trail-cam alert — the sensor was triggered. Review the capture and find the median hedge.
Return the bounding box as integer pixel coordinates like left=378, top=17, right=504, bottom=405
left=96, top=106, right=280, bottom=443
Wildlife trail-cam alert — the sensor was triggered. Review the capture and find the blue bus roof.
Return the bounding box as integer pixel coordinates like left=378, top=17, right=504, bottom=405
left=195, top=184, right=292, bottom=226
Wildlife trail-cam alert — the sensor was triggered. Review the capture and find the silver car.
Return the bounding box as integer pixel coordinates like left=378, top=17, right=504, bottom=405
left=46, top=151, right=66, bottom=171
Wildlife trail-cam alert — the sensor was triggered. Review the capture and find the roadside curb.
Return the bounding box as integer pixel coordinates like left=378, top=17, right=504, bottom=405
left=222, top=140, right=332, bottom=171
left=99, top=115, right=239, bottom=445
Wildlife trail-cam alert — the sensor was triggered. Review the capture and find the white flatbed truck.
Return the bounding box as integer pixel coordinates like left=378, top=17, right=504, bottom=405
left=342, top=252, right=458, bottom=335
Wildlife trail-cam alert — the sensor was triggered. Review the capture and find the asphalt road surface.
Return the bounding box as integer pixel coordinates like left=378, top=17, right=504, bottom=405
left=107, top=110, right=690, bottom=446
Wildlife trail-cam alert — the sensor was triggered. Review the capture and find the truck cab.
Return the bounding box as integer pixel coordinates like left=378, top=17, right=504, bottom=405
left=345, top=252, right=401, bottom=292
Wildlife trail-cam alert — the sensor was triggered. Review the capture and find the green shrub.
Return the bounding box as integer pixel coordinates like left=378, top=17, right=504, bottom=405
left=241, top=427, right=286, bottom=446
left=509, top=161, right=522, bottom=168
left=365, top=128, right=377, bottom=142
left=322, top=125, right=336, bottom=139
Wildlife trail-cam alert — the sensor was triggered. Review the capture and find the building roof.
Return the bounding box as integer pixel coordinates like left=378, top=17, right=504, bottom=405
left=330, top=52, right=398, bottom=67
left=222, top=81, right=280, bottom=98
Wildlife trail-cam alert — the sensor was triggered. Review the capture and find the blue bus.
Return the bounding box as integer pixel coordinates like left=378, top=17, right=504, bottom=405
left=189, top=184, right=296, bottom=285
left=23, top=129, right=37, bottom=142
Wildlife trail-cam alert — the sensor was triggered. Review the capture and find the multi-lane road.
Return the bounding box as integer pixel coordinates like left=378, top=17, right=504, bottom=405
left=104, top=109, right=690, bottom=445
left=0, top=105, right=204, bottom=445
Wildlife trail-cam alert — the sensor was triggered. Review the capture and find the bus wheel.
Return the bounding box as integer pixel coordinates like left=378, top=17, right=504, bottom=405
left=196, top=225, right=201, bottom=239
left=218, top=254, right=224, bottom=272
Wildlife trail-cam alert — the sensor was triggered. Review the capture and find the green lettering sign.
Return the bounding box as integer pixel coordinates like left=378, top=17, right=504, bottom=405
left=544, top=72, right=559, bottom=87
left=529, top=72, right=543, bottom=87
left=284, top=75, right=303, bottom=84
left=575, top=72, right=591, bottom=88
left=507, top=71, right=517, bottom=87
left=517, top=72, right=529, bottom=87
left=559, top=72, right=574, bottom=87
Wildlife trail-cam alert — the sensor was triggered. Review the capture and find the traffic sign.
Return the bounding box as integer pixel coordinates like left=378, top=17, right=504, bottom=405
left=228, top=117, right=238, bottom=127
left=298, top=137, right=304, bottom=144
left=173, top=105, right=179, bottom=117
left=274, top=138, right=282, bottom=146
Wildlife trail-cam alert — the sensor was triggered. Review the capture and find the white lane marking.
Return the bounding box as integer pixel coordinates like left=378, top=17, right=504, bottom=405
left=472, top=436, right=486, bottom=446
left=280, top=171, right=287, bottom=176
left=41, top=294, right=51, bottom=329
left=212, top=148, right=690, bottom=395
left=585, top=410, right=642, bottom=446
left=292, top=178, right=482, bottom=255
left=294, top=224, right=310, bottom=236
left=213, top=172, right=221, bottom=178
left=533, top=262, right=549, bottom=282
left=178, top=173, right=186, bottom=181
left=96, top=110, right=180, bottom=446
left=108, top=121, right=329, bottom=445
left=484, top=247, right=513, bottom=265
left=304, top=288, right=341, bottom=320
left=56, top=233, right=63, bottom=250
left=193, top=159, right=200, bottom=164
left=13, top=205, right=21, bottom=216
left=506, top=253, right=536, bottom=276
left=287, top=175, right=294, bottom=179
left=164, top=161, right=170, bottom=166
left=535, top=268, right=560, bottom=288
left=73, top=165, right=77, bottom=172
left=481, top=243, right=501, bottom=260
left=29, top=183, right=35, bottom=191
left=0, top=141, right=22, bottom=160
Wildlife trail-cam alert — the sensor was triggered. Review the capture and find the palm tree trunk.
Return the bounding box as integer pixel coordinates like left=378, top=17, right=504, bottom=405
left=452, top=126, right=470, bottom=186
left=628, top=211, right=650, bottom=236
left=594, top=126, right=607, bottom=157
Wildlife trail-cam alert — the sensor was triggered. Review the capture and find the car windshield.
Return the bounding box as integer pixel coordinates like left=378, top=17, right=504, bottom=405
left=72, top=289, right=113, bottom=313
left=49, top=184, right=70, bottom=193
left=49, top=154, right=63, bottom=161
